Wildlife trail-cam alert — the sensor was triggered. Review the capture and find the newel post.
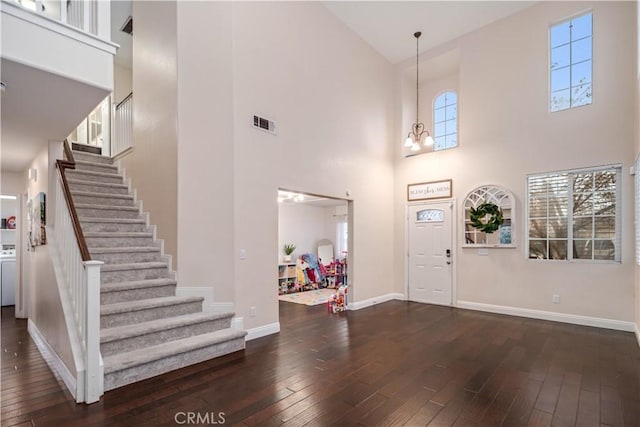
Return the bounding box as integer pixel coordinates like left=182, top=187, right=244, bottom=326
left=83, top=260, right=104, bottom=403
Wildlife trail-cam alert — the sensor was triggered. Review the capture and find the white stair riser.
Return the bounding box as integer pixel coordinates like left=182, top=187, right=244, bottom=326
left=101, top=300, right=203, bottom=329
left=72, top=194, right=134, bottom=207
left=100, top=317, right=232, bottom=357
left=101, top=266, right=169, bottom=284
left=66, top=171, right=122, bottom=184
left=80, top=221, right=148, bottom=233
left=92, top=251, right=161, bottom=264
left=74, top=163, right=119, bottom=174
left=101, top=284, right=176, bottom=305
left=104, top=338, right=245, bottom=391
left=68, top=182, right=129, bottom=195
left=86, top=236, right=154, bottom=248
left=73, top=152, right=114, bottom=165
left=76, top=207, right=140, bottom=219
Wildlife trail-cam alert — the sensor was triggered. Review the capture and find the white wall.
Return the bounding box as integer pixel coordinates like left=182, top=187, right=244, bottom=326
left=634, top=1, right=640, bottom=345
left=1, top=171, right=25, bottom=195
left=123, top=0, right=178, bottom=267
left=113, top=63, right=132, bottom=105
left=175, top=1, right=235, bottom=303
left=24, top=144, right=75, bottom=374
left=278, top=203, right=334, bottom=263
left=169, top=2, right=396, bottom=330
left=395, top=1, right=636, bottom=323
left=231, top=2, right=396, bottom=329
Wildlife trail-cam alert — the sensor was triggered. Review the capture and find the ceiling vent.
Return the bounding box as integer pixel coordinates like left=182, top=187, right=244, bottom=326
left=120, top=16, right=133, bottom=35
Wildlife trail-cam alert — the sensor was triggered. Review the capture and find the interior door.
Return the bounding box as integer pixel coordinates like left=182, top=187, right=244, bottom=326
left=408, top=202, right=453, bottom=305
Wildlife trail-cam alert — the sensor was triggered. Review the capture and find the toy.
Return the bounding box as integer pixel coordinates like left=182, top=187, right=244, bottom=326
left=327, top=285, right=347, bottom=313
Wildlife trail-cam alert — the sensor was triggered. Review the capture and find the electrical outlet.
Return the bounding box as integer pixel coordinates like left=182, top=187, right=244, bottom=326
left=552, top=294, right=560, bottom=304
left=250, top=306, right=256, bottom=317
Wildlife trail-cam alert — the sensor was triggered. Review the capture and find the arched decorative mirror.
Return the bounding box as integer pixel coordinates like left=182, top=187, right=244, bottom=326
left=316, top=239, right=334, bottom=266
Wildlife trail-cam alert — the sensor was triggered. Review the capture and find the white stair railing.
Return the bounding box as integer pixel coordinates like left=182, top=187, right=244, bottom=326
left=53, top=142, right=103, bottom=403
left=112, top=92, right=133, bottom=157
left=8, top=0, right=109, bottom=40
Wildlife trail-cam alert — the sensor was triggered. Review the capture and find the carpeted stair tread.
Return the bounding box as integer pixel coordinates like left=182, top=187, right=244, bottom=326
left=101, top=312, right=235, bottom=344
left=101, top=278, right=176, bottom=293
left=66, top=169, right=122, bottom=179
left=101, top=296, right=203, bottom=316
left=71, top=151, right=114, bottom=164
left=91, top=246, right=160, bottom=254
left=103, top=328, right=247, bottom=374
left=75, top=159, right=119, bottom=171
left=79, top=217, right=146, bottom=224
left=75, top=203, right=139, bottom=212
left=68, top=179, right=128, bottom=190
left=85, top=232, right=153, bottom=238
left=101, top=261, right=168, bottom=272
left=71, top=191, right=134, bottom=201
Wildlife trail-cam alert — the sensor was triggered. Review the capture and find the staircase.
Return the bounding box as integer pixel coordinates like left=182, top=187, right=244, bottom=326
left=66, top=150, right=246, bottom=391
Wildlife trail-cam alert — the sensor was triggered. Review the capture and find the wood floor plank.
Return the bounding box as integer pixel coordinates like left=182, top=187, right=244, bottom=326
left=1, top=301, right=639, bottom=426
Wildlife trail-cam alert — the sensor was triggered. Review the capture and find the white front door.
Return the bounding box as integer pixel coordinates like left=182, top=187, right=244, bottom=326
left=408, top=202, right=453, bottom=305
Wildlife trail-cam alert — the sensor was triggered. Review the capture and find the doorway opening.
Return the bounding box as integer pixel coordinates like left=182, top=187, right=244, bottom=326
left=1, top=194, right=18, bottom=312
left=277, top=189, right=350, bottom=321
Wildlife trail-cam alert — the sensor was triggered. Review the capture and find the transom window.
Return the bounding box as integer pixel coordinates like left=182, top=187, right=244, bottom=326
left=550, top=12, right=593, bottom=112
left=417, top=209, right=444, bottom=223
left=527, top=166, right=620, bottom=262
left=433, top=91, right=457, bottom=151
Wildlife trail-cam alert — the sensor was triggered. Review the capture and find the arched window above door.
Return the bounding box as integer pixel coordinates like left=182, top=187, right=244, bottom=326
left=433, top=91, right=458, bottom=151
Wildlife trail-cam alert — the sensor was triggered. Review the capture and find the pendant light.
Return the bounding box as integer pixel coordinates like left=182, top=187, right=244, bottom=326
left=404, top=31, right=434, bottom=151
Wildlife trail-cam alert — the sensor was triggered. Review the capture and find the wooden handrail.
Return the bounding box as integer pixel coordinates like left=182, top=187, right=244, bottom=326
left=56, top=140, right=91, bottom=261
left=115, top=92, right=132, bottom=110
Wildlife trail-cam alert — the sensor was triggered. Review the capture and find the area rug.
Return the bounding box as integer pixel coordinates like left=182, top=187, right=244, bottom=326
left=278, top=289, right=336, bottom=306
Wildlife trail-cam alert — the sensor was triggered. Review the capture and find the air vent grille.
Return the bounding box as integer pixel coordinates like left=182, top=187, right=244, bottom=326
left=121, top=16, right=133, bottom=35
left=252, top=115, right=277, bottom=135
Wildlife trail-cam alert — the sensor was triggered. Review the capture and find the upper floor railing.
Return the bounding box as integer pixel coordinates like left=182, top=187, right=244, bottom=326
left=9, top=0, right=110, bottom=40
left=68, top=92, right=133, bottom=159
left=113, top=92, right=133, bottom=157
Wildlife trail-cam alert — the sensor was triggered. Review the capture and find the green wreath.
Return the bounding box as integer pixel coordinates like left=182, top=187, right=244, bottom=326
left=469, top=202, right=504, bottom=234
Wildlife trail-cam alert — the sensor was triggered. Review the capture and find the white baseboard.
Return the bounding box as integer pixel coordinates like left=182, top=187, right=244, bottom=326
left=635, top=323, right=640, bottom=348
left=348, top=293, right=404, bottom=311
left=175, top=287, right=235, bottom=314
left=28, top=319, right=77, bottom=400
left=457, top=300, right=636, bottom=332
left=246, top=322, right=280, bottom=341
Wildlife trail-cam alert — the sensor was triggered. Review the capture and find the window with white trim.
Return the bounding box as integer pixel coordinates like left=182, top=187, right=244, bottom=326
left=433, top=91, right=457, bottom=150
left=527, top=165, right=620, bottom=262
left=550, top=12, right=593, bottom=112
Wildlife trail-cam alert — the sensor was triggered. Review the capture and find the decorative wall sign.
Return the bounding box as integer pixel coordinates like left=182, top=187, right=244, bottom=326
left=407, top=179, right=452, bottom=201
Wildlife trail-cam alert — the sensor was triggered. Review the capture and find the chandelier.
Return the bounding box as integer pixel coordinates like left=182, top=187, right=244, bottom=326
left=404, top=31, right=434, bottom=151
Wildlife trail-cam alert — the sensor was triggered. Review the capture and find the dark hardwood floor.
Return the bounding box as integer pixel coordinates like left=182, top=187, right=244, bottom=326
left=2, top=301, right=639, bottom=426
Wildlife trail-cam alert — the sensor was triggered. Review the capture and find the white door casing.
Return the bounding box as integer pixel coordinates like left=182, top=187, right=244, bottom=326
left=407, top=201, right=453, bottom=305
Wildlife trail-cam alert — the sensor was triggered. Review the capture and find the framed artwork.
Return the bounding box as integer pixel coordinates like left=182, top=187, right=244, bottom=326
left=28, top=192, right=46, bottom=247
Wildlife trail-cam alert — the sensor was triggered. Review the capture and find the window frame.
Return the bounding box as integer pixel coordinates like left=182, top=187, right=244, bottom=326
left=526, top=164, right=621, bottom=263
left=432, top=90, right=458, bottom=151
left=549, top=10, right=594, bottom=113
